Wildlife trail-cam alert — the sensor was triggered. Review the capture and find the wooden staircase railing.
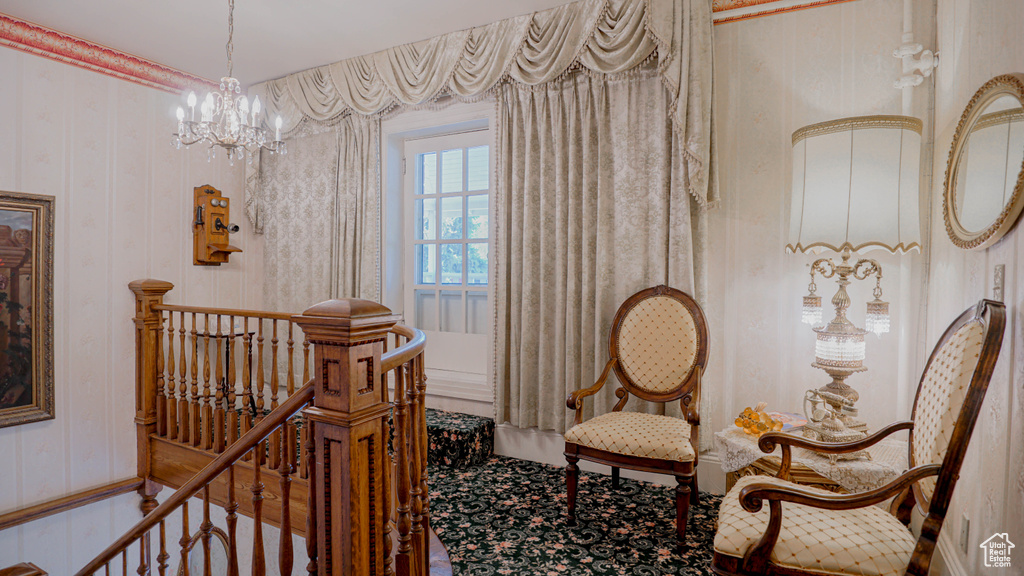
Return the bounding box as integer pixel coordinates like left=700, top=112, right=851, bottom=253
left=76, top=280, right=440, bottom=576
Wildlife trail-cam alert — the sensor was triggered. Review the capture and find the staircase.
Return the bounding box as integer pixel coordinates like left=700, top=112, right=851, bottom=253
left=73, top=280, right=451, bottom=576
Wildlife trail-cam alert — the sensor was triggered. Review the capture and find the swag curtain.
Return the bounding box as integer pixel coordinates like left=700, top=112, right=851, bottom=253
left=494, top=70, right=706, bottom=442
left=246, top=0, right=716, bottom=231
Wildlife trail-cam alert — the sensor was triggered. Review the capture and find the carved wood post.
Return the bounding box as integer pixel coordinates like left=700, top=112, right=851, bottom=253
left=129, top=279, right=174, bottom=515
left=294, top=299, right=398, bottom=576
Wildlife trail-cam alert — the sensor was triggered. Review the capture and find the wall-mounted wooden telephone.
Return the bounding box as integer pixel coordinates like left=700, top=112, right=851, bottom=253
left=193, top=185, right=242, bottom=266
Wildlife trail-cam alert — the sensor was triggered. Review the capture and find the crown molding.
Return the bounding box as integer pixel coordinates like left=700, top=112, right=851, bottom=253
left=713, top=0, right=860, bottom=25
left=0, top=12, right=215, bottom=94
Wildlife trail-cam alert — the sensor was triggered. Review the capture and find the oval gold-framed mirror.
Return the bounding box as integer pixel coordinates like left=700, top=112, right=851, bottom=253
left=944, top=73, right=1024, bottom=250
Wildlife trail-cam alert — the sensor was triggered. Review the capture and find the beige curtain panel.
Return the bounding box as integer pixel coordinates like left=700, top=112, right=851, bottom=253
left=494, top=69, right=708, bottom=446
left=258, top=116, right=381, bottom=307
left=246, top=0, right=715, bottom=231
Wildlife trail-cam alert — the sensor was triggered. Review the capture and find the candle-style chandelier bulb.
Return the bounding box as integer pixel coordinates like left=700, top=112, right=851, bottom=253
left=171, top=0, right=285, bottom=162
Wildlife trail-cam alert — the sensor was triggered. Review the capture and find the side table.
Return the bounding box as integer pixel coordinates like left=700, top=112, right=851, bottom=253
left=715, top=427, right=909, bottom=494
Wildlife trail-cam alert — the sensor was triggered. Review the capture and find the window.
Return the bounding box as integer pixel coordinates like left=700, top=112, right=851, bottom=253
left=404, top=131, right=490, bottom=336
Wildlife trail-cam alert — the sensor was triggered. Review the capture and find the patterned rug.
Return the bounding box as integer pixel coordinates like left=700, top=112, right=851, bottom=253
left=428, top=456, right=721, bottom=575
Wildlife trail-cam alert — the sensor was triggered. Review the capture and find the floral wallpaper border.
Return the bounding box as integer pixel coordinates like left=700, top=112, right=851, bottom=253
left=713, top=0, right=859, bottom=25
left=0, top=12, right=215, bottom=94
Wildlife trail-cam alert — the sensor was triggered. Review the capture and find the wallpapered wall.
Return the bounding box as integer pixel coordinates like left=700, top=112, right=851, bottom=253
left=0, top=47, right=262, bottom=573
left=707, top=0, right=932, bottom=445
left=929, top=0, right=1024, bottom=572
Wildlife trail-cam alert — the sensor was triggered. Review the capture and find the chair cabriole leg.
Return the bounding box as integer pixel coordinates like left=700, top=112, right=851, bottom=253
left=675, top=475, right=690, bottom=544
left=566, top=454, right=579, bottom=527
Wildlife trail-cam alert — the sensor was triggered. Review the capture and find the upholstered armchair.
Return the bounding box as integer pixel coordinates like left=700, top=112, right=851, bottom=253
left=564, top=285, right=709, bottom=543
left=711, top=299, right=1005, bottom=576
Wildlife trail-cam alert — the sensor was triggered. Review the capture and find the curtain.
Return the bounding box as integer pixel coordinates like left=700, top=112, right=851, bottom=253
left=246, top=0, right=716, bottom=231
left=494, top=69, right=706, bottom=444
left=259, top=116, right=381, bottom=313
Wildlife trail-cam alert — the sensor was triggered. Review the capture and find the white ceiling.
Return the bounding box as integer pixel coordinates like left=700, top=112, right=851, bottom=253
left=0, top=0, right=575, bottom=85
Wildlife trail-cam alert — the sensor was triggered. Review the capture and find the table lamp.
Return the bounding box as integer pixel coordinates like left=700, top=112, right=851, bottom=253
left=787, top=115, right=923, bottom=432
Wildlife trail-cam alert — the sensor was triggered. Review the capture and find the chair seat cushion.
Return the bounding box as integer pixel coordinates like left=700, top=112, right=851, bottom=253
left=564, top=411, right=695, bottom=462
left=714, top=475, right=916, bottom=576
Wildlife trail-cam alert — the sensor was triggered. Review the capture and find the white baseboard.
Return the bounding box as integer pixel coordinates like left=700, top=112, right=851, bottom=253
left=423, top=368, right=492, bottom=403
left=935, top=530, right=968, bottom=576
left=493, top=423, right=728, bottom=494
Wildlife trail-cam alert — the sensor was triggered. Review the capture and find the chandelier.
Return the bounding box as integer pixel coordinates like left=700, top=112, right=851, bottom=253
left=172, top=0, right=286, bottom=163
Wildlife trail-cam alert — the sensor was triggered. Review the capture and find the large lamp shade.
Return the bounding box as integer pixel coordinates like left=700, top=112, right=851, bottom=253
left=787, top=116, right=923, bottom=254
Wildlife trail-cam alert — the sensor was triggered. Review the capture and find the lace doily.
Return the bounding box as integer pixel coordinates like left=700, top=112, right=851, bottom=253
left=715, top=428, right=909, bottom=493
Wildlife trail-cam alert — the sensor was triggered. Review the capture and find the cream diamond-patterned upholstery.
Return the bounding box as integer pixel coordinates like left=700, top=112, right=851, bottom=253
left=616, top=295, right=699, bottom=394
left=714, top=476, right=916, bottom=576
left=912, top=320, right=985, bottom=502
left=564, top=411, right=695, bottom=462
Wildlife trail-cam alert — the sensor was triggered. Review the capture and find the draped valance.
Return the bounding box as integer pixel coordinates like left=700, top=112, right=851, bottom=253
left=246, top=0, right=714, bottom=230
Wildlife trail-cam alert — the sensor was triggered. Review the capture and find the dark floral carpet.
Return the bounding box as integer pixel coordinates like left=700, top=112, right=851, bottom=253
left=428, top=456, right=720, bottom=575
left=426, top=409, right=495, bottom=468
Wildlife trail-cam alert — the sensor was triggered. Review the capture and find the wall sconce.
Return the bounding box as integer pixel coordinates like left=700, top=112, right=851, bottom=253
left=193, top=185, right=242, bottom=266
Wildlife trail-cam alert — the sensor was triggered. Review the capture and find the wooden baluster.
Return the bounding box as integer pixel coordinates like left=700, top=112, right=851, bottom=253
left=226, top=317, right=238, bottom=450
left=166, top=313, right=177, bottom=442
left=384, top=380, right=394, bottom=576
left=155, top=313, right=166, bottom=438
left=395, top=362, right=413, bottom=576
left=417, top=355, right=431, bottom=575
left=105, top=562, right=110, bottom=576
left=241, top=318, right=252, bottom=460
left=136, top=532, right=150, bottom=576
left=407, top=362, right=425, bottom=570
left=304, top=419, right=318, bottom=576
left=298, top=419, right=309, bottom=480
left=225, top=465, right=239, bottom=576
left=190, top=313, right=200, bottom=447
left=269, top=320, right=280, bottom=471
left=251, top=442, right=266, bottom=576
left=121, top=550, right=127, bottom=576
left=202, top=314, right=212, bottom=450
left=278, top=421, right=295, bottom=576
left=286, top=323, right=295, bottom=396
left=214, top=315, right=225, bottom=453
left=301, top=337, right=310, bottom=384
left=256, top=320, right=265, bottom=422
left=201, top=486, right=213, bottom=576
left=156, top=520, right=168, bottom=576
left=178, top=501, right=190, bottom=576
left=178, top=311, right=189, bottom=444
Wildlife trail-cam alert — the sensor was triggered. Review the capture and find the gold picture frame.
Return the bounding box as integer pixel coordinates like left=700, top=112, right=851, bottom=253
left=943, top=73, right=1024, bottom=250
left=0, top=191, right=54, bottom=428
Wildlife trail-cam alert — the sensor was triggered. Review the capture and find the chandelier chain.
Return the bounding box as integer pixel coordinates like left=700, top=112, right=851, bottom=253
left=226, top=0, right=235, bottom=78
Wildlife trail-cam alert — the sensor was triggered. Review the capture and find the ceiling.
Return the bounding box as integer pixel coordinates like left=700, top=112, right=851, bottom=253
left=0, top=0, right=575, bottom=85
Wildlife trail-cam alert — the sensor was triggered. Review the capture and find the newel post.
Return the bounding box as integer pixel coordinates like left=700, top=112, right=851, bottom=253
left=129, top=279, right=174, bottom=514
left=294, top=299, right=398, bottom=576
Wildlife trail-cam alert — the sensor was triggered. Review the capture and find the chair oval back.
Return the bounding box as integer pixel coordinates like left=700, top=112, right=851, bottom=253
left=909, top=300, right=1004, bottom=512
left=610, top=286, right=708, bottom=401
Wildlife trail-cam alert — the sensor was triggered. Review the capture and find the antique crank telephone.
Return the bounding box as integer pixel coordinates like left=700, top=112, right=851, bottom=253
left=802, top=389, right=872, bottom=462
left=193, top=184, right=242, bottom=266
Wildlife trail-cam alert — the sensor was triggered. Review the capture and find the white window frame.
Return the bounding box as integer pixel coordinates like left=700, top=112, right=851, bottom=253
left=379, top=101, right=495, bottom=403
left=403, top=131, right=490, bottom=334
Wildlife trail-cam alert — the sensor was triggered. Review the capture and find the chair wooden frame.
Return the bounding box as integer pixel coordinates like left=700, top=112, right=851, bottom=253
left=564, top=285, right=709, bottom=543
left=711, top=299, right=1005, bottom=576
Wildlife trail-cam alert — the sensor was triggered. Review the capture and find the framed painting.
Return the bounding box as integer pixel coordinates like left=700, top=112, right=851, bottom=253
left=0, top=191, right=54, bottom=428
